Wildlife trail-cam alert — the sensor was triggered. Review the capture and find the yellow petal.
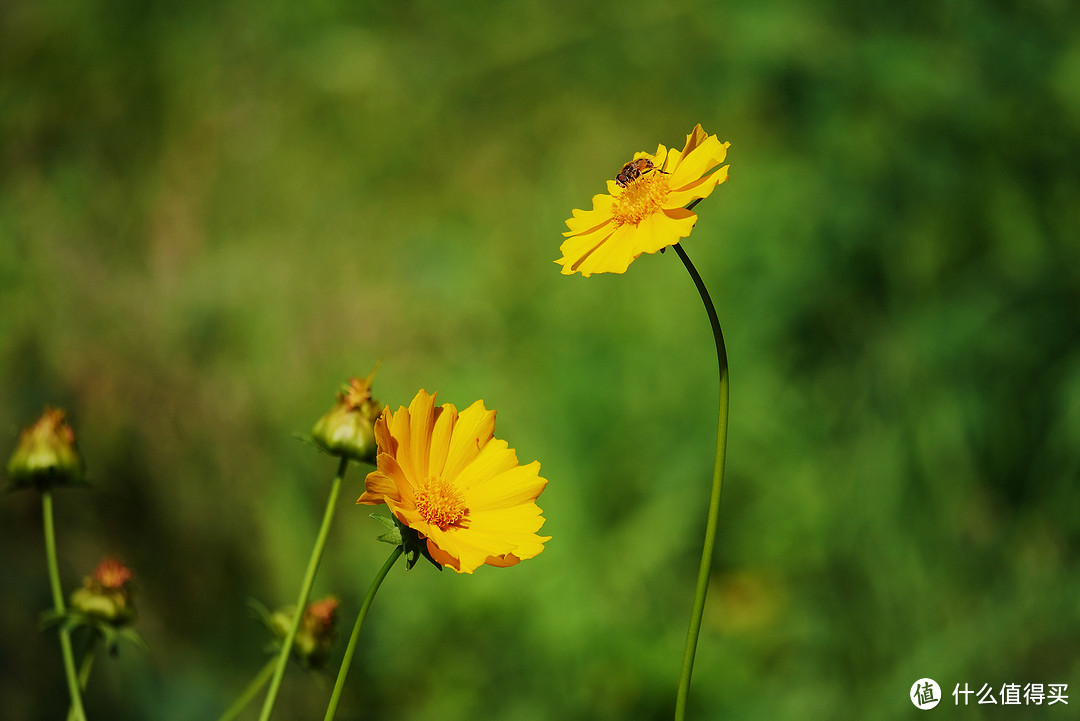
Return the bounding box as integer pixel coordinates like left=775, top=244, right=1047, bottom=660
left=557, top=222, right=617, bottom=272
left=665, top=165, right=729, bottom=208
left=442, top=399, right=496, bottom=481
left=407, top=390, right=437, bottom=483
left=387, top=399, right=416, bottom=481
left=357, top=469, right=397, bottom=505
left=374, top=407, right=396, bottom=456
left=378, top=454, right=415, bottom=501
left=469, top=503, right=548, bottom=535
left=565, top=206, right=614, bottom=235
left=453, top=438, right=519, bottom=493
left=571, top=223, right=639, bottom=277
left=668, top=136, right=728, bottom=189
left=681, top=124, right=710, bottom=156
left=466, top=461, right=548, bottom=511
left=633, top=209, right=697, bottom=255
left=427, top=402, right=457, bottom=480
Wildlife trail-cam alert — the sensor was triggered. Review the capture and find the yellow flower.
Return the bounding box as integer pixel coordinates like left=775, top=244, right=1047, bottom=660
left=357, top=390, right=550, bottom=574
left=557, top=124, right=730, bottom=277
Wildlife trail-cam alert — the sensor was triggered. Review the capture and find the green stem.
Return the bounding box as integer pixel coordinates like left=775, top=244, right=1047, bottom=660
left=217, top=657, right=277, bottom=721
left=66, top=634, right=99, bottom=721
left=256, top=456, right=349, bottom=721
left=77, top=636, right=98, bottom=689
left=323, top=545, right=403, bottom=721
left=43, top=490, right=88, bottom=721
left=670, top=241, right=730, bottom=721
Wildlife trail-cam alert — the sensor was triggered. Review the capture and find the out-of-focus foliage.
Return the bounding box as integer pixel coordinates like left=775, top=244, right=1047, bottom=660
left=2, top=0, right=1078, bottom=719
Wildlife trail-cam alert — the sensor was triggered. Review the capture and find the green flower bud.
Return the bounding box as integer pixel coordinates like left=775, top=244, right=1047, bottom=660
left=311, top=371, right=383, bottom=465
left=69, top=558, right=136, bottom=626
left=7, top=407, right=85, bottom=490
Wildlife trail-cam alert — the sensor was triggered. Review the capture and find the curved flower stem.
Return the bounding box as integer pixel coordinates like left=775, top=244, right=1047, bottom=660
left=670, top=241, right=730, bottom=721
left=217, top=657, right=277, bottom=721
left=323, top=545, right=403, bottom=721
left=256, top=456, right=349, bottom=721
left=43, top=490, right=88, bottom=721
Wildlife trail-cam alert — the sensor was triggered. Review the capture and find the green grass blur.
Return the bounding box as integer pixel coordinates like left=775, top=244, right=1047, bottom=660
left=2, top=0, right=1079, bottom=719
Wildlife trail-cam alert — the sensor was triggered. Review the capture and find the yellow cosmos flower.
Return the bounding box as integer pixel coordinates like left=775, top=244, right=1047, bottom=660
left=357, top=390, right=550, bottom=574
left=557, top=123, right=731, bottom=277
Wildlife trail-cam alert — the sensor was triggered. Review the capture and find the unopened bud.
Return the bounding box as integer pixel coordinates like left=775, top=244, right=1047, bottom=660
left=270, top=596, right=340, bottom=669
left=69, top=557, right=136, bottom=626
left=311, top=370, right=383, bottom=465
left=7, top=407, right=84, bottom=490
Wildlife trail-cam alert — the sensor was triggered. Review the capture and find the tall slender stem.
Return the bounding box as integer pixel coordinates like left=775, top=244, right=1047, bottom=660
left=42, top=490, right=88, bottom=721
left=323, top=545, right=403, bottom=721
left=217, top=657, right=277, bottom=721
left=256, top=456, right=349, bottom=721
left=670, top=241, right=730, bottom=721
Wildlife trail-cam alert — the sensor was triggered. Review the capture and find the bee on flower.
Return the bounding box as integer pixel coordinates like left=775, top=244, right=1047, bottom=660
left=557, top=124, right=730, bottom=277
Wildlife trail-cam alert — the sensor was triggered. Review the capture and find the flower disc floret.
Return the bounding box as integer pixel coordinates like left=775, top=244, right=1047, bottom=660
left=358, top=390, right=550, bottom=574
left=414, top=478, right=469, bottom=530
left=612, top=170, right=670, bottom=227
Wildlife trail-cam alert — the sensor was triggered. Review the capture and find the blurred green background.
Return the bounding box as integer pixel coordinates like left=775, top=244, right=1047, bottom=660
left=2, top=0, right=1079, bottom=719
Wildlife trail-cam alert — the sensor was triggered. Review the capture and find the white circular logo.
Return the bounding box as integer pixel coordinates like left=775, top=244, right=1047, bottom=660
left=911, top=678, right=941, bottom=709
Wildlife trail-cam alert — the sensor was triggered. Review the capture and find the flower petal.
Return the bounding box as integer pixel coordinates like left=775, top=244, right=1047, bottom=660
left=407, top=390, right=437, bottom=482
left=442, top=399, right=497, bottom=480
left=571, top=223, right=639, bottom=277
left=386, top=399, right=416, bottom=481
left=665, top=164, right=730, bottom=208
left=422, top=506, right=550, bottom=574
left=632, top=208, right=697, bottom=255
left=466, top=461, right=548, bottom=511
left=357, top=468, right=398, bottom=505
left=557, top=216, right=618, bottom=271
left=427, top=402, right=457, bottom=481
left=374, top=407, right=396, bottom=457
left=564, top=193, right=617, bottom=233
left=668, top=136, right=728, bottom=189
left=453, top=438, right=519, bottom=492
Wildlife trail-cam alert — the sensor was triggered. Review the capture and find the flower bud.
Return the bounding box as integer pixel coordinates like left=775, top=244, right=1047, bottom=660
left=269, top=596, right=340, bottom=669
left=7, top=407, right=85, bottom=490
left=311, top=371, right=383, bottom=465
left=69, top=557, right=136, bottom=626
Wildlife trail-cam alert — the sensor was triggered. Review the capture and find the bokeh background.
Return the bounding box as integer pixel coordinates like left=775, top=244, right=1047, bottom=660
left=2, top=0, right=1079, bottom=719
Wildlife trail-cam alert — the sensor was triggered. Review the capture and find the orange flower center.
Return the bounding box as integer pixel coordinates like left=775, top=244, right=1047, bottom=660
left=611, top=170, right=669, bottom=227
left=414, top=478, right=469, bottom=530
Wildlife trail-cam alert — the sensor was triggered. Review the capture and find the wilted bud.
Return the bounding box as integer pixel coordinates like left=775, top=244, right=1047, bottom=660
left=7, top=407, right=85, bottom=490
left=69, top=557, right=136, bottom=626
left=269, top=596, right=340, bottom=669
left=311, top=370, right=383, bottom=465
